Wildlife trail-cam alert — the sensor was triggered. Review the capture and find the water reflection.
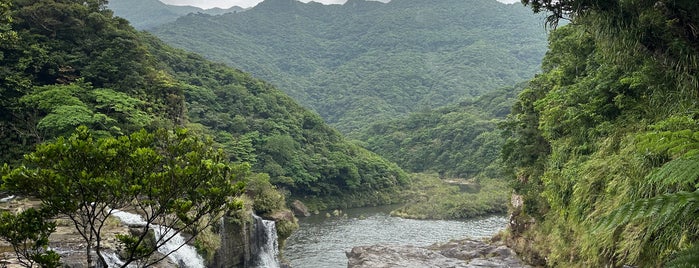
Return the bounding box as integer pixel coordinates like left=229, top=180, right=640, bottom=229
left=283, top=205, right=507, bottom=268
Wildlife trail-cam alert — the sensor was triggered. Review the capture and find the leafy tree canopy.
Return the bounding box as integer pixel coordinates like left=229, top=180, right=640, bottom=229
left=2, top=126, right=246, bottom=267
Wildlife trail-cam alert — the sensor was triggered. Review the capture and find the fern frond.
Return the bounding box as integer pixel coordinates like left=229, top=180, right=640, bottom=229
left=665, top=243, right=699, bottom=268
left=595, top=190, right=699, bottom=231
left=646, top=154, right=699, bottom=189
left=637, top=130, right=699, bottom=157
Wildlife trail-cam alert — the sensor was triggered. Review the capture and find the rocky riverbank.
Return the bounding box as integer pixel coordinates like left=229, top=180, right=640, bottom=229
left=346, top=238, right=530, bottom=268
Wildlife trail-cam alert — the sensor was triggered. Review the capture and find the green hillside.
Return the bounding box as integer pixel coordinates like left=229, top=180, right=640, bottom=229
left=0, top=0, right=406, bottom=206
left=504, top=1, right=699, bottom=266
left=145, top=0, right=548, bottom=135
left=358, top=84, right=522, bottom=178
left=107, top=0, right=245, bottom=30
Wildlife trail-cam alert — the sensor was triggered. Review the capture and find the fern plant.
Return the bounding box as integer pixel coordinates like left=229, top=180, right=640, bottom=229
left=595, top=117, right=699, bottom=266
left=665, top=243, right=699, bottom=268
left=596, top=189, right=698, bottom=266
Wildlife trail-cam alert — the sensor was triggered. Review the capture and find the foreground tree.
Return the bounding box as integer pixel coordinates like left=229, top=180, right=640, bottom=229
left=0, top=208, right=61, bottom=267
left=2, top=126, right=246, bottom=267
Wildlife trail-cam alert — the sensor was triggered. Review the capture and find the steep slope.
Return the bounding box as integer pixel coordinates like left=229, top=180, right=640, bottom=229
left=0, top=0, right=406, bottom=205
left=144, top=0, right=548, bottom=135
left=107, top=0, right=244, bottom=30
left=144, top=35, right=408, bottom=201
left=504, top=1, right=699, bottom=266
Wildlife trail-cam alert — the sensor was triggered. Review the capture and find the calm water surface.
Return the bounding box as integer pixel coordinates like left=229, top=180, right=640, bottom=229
left=283, top=205, right=507, bottom=268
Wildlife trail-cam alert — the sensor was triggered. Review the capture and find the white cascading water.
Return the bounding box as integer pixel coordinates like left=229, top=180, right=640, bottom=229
left=251, top=214, right=280, bottom=268
left=111, top=210, right=206, bottom=268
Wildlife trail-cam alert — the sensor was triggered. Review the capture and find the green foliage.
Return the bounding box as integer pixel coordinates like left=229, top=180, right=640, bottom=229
left=144, top=0, right=548, bottom=135
left=666, top=243, right=699, bottom=268
left=2, top=126, right=246, bottom=267
left=0, top=0, right=15, bottom=42
left=597, top=190, right=698, bottom=234
left=390, top=174, right=509, bottom=220
left=245, top=173, right=286, bottom=215
left=18, top=80, right=152, bottom=139
left=142, top=33, right=409, bottom=201
left=505, top=2, right=699, bottom=265
left=0, top=208, right=61, bottom=268
left=0, top=0, right=176, bottom=163
left=192, top=226, right=221, bottom=262
left=359, top=85, right=521, bottom=178
left=0, top=0, right=408, bottom=210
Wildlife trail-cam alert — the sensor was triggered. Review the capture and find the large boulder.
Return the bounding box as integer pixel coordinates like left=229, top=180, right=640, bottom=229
left=290, top=200, right=310, bottom=217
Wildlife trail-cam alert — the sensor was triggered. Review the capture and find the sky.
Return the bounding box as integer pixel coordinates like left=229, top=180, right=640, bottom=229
left=159, top=0, right=521, bottom=9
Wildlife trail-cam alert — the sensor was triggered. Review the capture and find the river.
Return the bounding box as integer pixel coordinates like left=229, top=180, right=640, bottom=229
left=283, top=205, right=508, bottom=268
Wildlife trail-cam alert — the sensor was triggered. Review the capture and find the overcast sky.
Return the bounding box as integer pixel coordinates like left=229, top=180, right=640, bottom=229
left=159, top=0, right=521, bottom=9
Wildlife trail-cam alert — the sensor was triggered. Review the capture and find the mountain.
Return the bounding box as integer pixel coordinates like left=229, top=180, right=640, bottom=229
left=142, top=0, right=548, bottom=135
left=107, top=0, right=245, bottom=30
left=0, top=0, right=406, bottom=207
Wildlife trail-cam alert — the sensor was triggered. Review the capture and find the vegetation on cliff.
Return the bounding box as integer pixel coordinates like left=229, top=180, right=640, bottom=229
left=504, top=0, right=699, bottom=266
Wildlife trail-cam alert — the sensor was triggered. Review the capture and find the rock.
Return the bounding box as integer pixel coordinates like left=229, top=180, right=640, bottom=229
left=267, top=209, right=295, bottom=222
left=290, top=200, right=310, bottom=217
left=347, top=244, right=470, bottom=268
left=347, top=239, right=531, bottom=268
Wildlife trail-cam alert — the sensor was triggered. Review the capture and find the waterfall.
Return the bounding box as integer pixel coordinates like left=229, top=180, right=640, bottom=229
left=111, top=210, right=206, bottom=268
left=103, top=251, right=131, bottom=268
left=251, top=214, right=280, bottom=268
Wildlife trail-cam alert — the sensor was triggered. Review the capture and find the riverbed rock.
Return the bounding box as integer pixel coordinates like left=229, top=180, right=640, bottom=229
left=346, top=239, right=530, bottom=268
left=290, top=200, right=311, bottom=217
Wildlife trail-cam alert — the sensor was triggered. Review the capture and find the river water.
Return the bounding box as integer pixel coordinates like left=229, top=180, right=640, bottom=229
left=283, top=205, right=508, bottom=268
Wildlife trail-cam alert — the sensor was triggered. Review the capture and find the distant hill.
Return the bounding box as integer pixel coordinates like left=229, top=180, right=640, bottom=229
left=138, top=0, right=547, bottom=135
left=108, top=0, right=245, bottom=30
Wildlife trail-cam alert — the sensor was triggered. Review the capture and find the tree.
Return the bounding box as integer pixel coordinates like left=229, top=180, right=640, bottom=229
left=2, top=126, right=246, bottom=267
left=0, top=0, right=14, bottom=42
left=19, top=80, right=153, bottom=141
left=0, top=208, right=61, bottom=268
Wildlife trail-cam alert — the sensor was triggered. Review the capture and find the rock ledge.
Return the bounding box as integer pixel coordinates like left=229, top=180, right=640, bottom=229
left=347, top=239, right=530, bottom=268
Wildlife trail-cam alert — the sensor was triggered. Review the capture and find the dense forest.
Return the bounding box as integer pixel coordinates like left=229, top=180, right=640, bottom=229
left=141, top=0, right=548, bottom=135
left=0, top=0, right=406, bottom=209
left=504, top=0, right=699, bottom=266
left=358, top=85, right=522, bottom=178
left=4, top=0, right=696, bottom=266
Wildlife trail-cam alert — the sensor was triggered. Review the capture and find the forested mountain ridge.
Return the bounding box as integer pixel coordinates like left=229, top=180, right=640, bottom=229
left=144, top=0, right=548, bottom=135
left=505, top=0, right=699, bottom=266
left=107, top=0, right=245, bottom=30
left=0, top=0, right=406, bottom=206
